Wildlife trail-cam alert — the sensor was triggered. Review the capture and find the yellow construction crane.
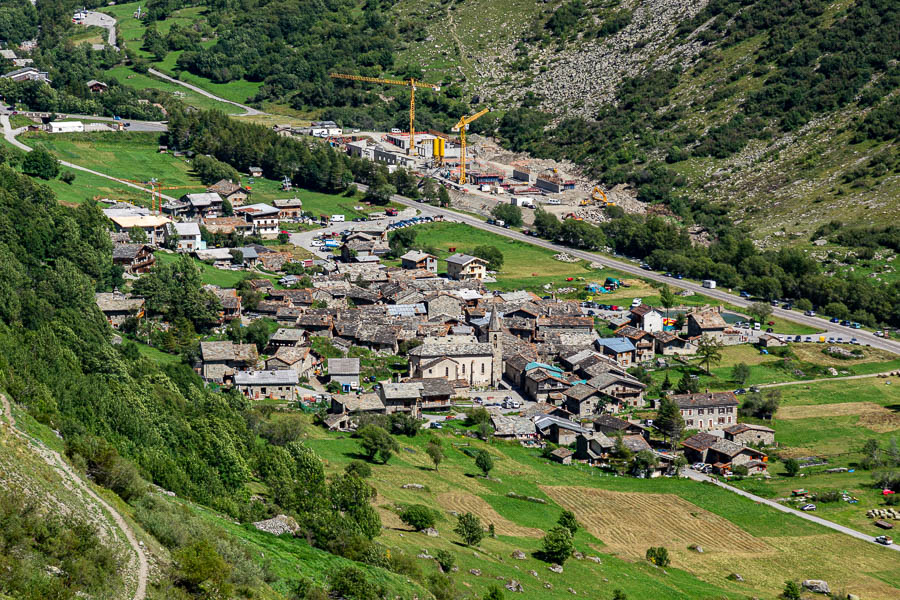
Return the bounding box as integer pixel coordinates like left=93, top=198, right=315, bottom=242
left=451, top=107, right=490, bottom=185
left=329, top=73, right=440, bottom=155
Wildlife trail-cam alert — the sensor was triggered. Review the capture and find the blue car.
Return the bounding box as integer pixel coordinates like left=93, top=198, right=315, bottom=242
left=740, top=291, right=751, bottom=298
left=830, top=317, right=840, bottom=323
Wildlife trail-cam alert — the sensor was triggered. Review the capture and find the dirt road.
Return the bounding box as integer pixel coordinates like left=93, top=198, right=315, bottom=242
left=0, top=394, right=148, bottom=599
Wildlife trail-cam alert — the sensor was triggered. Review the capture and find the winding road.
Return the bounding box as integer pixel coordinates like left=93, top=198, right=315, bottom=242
left=148, top=68, right=264, bottom=116
left=1, top=394, right=149, bottom=598
left=683, top=468, right=899, bottom=552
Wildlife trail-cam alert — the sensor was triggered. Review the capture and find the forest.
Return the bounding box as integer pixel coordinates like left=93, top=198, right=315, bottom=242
left=0, top=164, right=422, bottom=598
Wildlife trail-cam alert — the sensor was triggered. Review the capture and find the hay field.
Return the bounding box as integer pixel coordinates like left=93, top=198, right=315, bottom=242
left=778, top=402, right=900, bottom=432
left=541, top=486, right=771, bottom=557
left=436, top=492, right=543, bottom=537
left=792, top=343, right=897, bottom=367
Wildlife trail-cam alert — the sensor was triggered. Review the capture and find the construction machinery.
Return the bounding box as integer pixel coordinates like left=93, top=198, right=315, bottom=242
left=582, top=185, right=614, bottom=207
left=451, top=107, right=490, bottom=185
left=329, top=73, right=440, bottom=155
left=119, top=178, right=200, bottom=212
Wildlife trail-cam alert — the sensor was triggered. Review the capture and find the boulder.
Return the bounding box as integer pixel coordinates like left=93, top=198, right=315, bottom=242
left=573, top=551, right=584, bottom=560
left=511, top=550, right=526, bottom=560
left=586, top=556, right=602, bottom=564
left=417, top=552, right=434, bottom=560
left=802, top=580, right=830, bottom=594
left=544, top=583, right=553, bottom=589
left=529, top=570, right=539, bottom=577
left=422, top=527, right=439, bottom=537
left=727, top=573, right=744, bottom=582
left=469, top=569, right=481, bottom=576
left=568, top=587, right=577, bottom=594
left=847, top=595, right=860, bottom=600
left=505, top=580, right=524, bottom=593
left=549, top=564, right=564, bottom=574
left=691, top=545, right=703, bottom=553
left=402, top=483, right=425, bottom=490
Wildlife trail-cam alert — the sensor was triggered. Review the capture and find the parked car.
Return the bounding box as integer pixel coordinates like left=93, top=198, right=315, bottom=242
left=734, top=388, right=747, bottom=395
left=831, top=317, right=841, bottom=323
left=800, top=504, right=817, bottom=511
left=805, top=310, right=816, bottom=316
left=429, top=422, right=443, bottom=429
left=875, top=535, right=893, bottom=545
left=692, top=463, right=705, bottom=470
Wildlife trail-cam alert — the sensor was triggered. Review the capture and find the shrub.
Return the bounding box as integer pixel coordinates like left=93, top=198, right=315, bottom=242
left=329, top=566, right=384, bottom=600
left=783, top=580, right=802, bottom=600
left=22, top=148, right=60, bottom=179
left=434, top=549, right=455, bottom=573
left=540, top=525, right=574, bottom=564
left=784, top=458, right=800, bottom=477
left=345, top=460, right=372, bottom=478
left=731, top=464, right=749, bottom=478
left=558, top=509, right=578, bottom=535
left=645, top=546, right=670, bottom=567
left=399, top=504, right=437, bottom=531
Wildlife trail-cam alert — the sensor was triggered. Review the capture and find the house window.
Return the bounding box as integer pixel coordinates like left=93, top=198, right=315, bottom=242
left=428, top=369, right=432, bottom=375
left=686, top=420, right=693, bottom=426
left=728, top=417, right=732, bottom=423
left=697, top=409, right=704, bottom=415
left=481, top=363, right=485, bottom=374
left=461, top=364, right=465, bottom=374
left=261, top=387, right=267, bottom=395
left=445, top=367, right=449, bottom=377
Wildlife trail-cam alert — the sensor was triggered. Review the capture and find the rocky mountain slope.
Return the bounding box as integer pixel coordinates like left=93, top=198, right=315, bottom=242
left=393, top=0, right=899, bottom=242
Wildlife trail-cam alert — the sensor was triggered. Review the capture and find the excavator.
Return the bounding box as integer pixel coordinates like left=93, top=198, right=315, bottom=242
left=581, top=186, right=614, bottom=207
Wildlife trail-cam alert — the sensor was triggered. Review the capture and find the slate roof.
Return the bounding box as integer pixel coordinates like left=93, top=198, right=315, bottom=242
left=682, top=432, right=720, bottom=452
left=593, top=415, right=634, bottom=431
left=671, top=392, right=738, bottom=409
left=400, top=250, right=435, bottom=262
left=615, top=325, right=652, bottom=340
left=273, top=198, right=303, bottom=208
left=95, top=292, right=144, bottom=312
left=268, top=345, right=310, bottom=365
left=328, top=357, right=360, bottom=375
left=234, top=370, right=298, bottom=385
left=534, top=415, right=589, bottom=434
left=689, top=310, right=727, bottom=330
left=724, top=423, right=775, bottom=434
left=622, top=435, right=651, bottom=453
left=564, top=383, right=600, bottom=401
left=409, top=342, right=493, bottom=358
left=550, top=447, right=573, bottom=459
left=380, top=382, right=424, bottom=400
left=445, top=253, right=484, bottom=266
left=709, top=438, right=759, bottom=458
left=207, top=179, right=248, bottom=195
left=185, top=193, right=221, bottom=207
left=112, top=243, right=146, bottom=260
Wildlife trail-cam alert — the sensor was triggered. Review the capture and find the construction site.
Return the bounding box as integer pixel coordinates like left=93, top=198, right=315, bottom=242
left=279, top=73, right=653, bottom=228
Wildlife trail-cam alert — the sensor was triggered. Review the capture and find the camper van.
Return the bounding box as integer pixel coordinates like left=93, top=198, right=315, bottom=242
left=330, top=214, right=345, bottom=223
left=702, top=279, right=716, bottom=289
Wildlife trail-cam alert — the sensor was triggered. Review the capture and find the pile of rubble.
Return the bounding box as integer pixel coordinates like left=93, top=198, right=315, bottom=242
left=252, top=514, right=300, bottom=536
left=554, top=253, right=579, bottom=263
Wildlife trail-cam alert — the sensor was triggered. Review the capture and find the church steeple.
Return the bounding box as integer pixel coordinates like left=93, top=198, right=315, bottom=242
left=488, top=309, right=503, bottom=388
left=488, top=307, right=502, bottom=333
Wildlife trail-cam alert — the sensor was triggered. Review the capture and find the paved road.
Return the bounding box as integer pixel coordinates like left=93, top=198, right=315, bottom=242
left=148, top=68, right=263, bottom=116
left=4, top=110, right=167, bottom=132
left=1, top=115, right=176, bottom=201
left=81, top=11, right=117, bottom=48
left=288, top=206, right=420, bottom=258
left=683, top=468, right=899, bottom=552
left=364, top=186, right=900, bottom=356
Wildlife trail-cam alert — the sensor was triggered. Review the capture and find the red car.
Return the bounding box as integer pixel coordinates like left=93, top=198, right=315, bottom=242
left=884, top=489, right=896, bottom=496
left=566, top=277, right=574, bottom=281
left=767, top=321, right=775, bottom=326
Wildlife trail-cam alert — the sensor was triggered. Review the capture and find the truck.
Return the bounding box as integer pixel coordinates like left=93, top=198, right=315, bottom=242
left=386, top=208, right=398, bottom=216
left=702, top=279, right=717, bottom=289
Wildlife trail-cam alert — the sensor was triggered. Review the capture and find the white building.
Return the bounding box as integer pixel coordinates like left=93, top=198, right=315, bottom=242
left=169, top=222, right=204, bottom=253
left=235, top=203, right=280, bottom=238
left=307, top=121, right=342, bottom=136
left=49, top=121, right=84, bottom=133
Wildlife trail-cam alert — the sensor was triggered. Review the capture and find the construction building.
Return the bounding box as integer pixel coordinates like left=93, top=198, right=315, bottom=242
left=512, top=167, right=532, bottom=183
left=468, top=172, right=503, bottom=186
left=536, top=173, right=576, bottom=193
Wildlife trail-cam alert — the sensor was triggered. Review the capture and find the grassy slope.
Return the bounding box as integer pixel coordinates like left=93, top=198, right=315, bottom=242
left=101, top=2, right=262, bottom=105
left=292, top=414, right=900, bottom=600
left=153, top=251, right=278, bottom=288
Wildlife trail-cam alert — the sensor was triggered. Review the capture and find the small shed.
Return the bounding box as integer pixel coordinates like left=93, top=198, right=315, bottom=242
left=549, top=447, right=573, bottom=465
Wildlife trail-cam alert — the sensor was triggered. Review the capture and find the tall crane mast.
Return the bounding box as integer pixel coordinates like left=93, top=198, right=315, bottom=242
left=451, top=108, right=489, bottom=185
left=329, top=73, right=441, bottom=155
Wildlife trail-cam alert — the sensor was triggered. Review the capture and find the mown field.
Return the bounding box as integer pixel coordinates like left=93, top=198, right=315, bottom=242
left=279, top=413, right=900, bottom=600
left=730, top=376, right=900, bottom=533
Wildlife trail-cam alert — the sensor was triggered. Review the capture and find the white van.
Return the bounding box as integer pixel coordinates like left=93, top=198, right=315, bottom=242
left=390, top=128, right=401, bottom=134
left=546, top=198, right=561, bottom=205
left=330, top=214, right=345, bottom=223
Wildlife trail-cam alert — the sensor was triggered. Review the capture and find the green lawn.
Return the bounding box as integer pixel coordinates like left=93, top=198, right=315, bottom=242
left=154, top=251, right=278, bottom=288
left=103, top=65, right=242, bottom=114
left=400, top=221, right=637, bottom=292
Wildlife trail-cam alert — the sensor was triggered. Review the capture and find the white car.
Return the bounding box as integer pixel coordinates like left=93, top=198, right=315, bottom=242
left=631, top=298, right=642, bottom=307
left=310, top=240, right=323, bottom=247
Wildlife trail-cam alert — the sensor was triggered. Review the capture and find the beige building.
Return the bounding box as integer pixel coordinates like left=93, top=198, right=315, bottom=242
left=265, top=346, right=316, bottom=378
left=409, top=312, right=503, bottom=387
left=672, top=392, right=739, bottom=431
left=445, top=253, right=487, bottom=281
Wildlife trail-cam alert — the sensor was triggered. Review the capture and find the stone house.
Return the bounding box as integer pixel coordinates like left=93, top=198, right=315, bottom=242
left=408, top=341, right=498, bottom=387
left=594, top=337, right=636, bottom=368
left=400, top=250, right=438, bottom=273
left=535, top=415, right=590, bottom=446
left=671, top=392, right=739, bottom=431
left=758, top=334, right=786, bottom=348
left=199, top=341, right=259, bottom=383
left=268, top=328, right=305, bottom=349
left=425, top=293, right=465, bottom=319
left=206, top=179, right=249, bottom=207
left=686, top=310, right=728, bottom=340
left=575, top=431, right=615, bottom=465
left=652, top=330, right=697, bottom=356
left=234, top=370, right=298, bottom=401
left=682, top=432, right=767, bottom=473
left=723, top=423, right=776, bottom=447
left=586, top=371, right=646, bottom=410
left=523, top=366, right=571, bottom=402
left=445, top=253, right=487, bottom=280
left=273, top=198, right=303, bottom=219
left=562, top=383, right=606, bottom=418
left=549, top=448, right=573, bottom=465
left=614, top=326, right=655, bottom=363
left=95, top=291, right=144, bottom=328
left=112, top=243, right=155, bottom=274
left=328, top=358, right=361, bottom=392
left=592, top=415, right=649, bottom=440
left=265, top=346, right=316, bottom=379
